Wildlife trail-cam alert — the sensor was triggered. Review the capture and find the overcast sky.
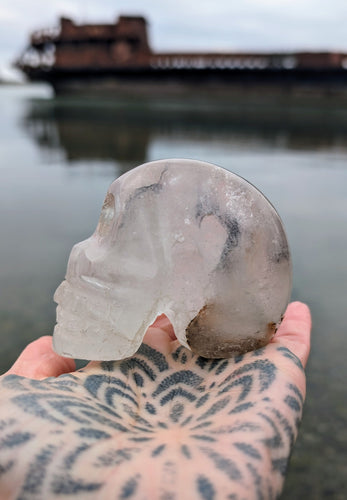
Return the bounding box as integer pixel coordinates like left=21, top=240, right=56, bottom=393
left=1, top=0, right=346, bottom=79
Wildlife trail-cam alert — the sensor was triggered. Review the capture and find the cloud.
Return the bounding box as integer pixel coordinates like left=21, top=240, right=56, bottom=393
left=0, top=6, right=17, bottom=22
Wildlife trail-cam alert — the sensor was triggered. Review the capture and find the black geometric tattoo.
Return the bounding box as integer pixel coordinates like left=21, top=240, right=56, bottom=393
left=0, top=343, right=305, bottom=499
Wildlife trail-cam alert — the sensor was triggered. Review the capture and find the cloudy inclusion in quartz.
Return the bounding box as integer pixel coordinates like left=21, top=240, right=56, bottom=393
left=53, top=159, right=292, bottom=360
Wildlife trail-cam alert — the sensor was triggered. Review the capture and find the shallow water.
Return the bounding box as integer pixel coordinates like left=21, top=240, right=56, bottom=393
left=0, top=84, right=346, bottom=498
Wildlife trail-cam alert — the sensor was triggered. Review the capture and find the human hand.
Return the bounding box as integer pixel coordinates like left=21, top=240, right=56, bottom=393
left=0, top=302, right=311, bottom=500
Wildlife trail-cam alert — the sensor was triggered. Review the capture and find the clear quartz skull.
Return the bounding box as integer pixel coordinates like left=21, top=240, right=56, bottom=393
left=53, top=159, right=292, bottom=360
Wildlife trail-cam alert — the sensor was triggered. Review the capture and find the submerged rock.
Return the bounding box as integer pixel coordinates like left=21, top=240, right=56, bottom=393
left=53, top=159, right=292, bottom=360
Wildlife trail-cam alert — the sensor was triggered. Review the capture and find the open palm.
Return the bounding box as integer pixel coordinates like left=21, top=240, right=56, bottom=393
left=0, top=302, right=310, bottom=500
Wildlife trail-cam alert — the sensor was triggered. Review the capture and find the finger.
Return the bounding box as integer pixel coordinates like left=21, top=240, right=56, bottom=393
left=5, top=336, right=76, bottom=380
left=150, top=314, right=177, bottom=340
left=143, top=314, right=178, bottom=354
left=272, top=301, right=312, bottom=368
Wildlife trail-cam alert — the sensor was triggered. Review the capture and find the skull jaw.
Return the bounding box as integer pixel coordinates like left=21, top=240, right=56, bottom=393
left=52, top=279, right=162, bottom=360
left=52, top=322, right=145, bottom=360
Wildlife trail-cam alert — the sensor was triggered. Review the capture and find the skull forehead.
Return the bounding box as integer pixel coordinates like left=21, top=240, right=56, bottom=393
left=106, top=160, right=250, bottom=236
left=90, top=160, right=233, bottom=271
left=109, top=159, right=235, bottom=208
left=89, top=159, right=274, bottom=273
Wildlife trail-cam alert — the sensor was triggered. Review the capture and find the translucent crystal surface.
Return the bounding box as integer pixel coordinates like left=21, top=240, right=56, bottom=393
left=53, top=159, right=292, bottom=360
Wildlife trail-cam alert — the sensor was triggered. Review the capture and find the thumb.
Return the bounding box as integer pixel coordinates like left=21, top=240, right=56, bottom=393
left=272, top=301, right=312, bottom=369
left=142, top=314, right=178, bottom=354
left=5, top=336, right=76, bottom=380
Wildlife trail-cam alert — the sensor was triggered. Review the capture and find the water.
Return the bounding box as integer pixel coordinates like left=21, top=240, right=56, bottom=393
left=0, top=84, right=347, bottom=498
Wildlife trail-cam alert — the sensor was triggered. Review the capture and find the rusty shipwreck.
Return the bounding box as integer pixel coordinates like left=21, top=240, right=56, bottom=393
left=16, top=15, right=347, bottom=95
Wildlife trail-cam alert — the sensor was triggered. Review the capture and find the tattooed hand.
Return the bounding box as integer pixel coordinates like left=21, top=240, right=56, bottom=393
left=0, top=302, right=311, bottom=500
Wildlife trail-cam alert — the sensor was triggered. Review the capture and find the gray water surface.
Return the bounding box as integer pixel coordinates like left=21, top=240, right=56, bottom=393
left=0, top=84, right=346, bottom=498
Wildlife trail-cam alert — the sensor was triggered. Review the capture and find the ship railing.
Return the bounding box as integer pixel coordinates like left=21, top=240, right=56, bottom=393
left=150, top=54, right=298, bottom=70
left=16, top=45, right=56, bottom=69
left=31, top=27, right=61, bottom=46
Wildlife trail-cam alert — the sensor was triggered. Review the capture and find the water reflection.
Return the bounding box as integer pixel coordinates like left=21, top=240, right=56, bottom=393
left=22, top=101, right=149, bottom=171
left=1, top=86, right=347, bottom=498
left=21, top=94, right=347, bottom=169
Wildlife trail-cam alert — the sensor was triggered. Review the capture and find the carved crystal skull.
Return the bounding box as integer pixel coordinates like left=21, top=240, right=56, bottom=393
left=53, top=159, right=292, bottom=360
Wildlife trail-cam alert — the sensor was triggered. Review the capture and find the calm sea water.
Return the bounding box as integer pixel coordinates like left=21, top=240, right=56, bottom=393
left=0, top=84, right=346, bottom=498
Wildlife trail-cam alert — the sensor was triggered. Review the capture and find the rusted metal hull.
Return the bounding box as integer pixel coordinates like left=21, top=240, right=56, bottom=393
left=23, top=66, right=347, bottom=96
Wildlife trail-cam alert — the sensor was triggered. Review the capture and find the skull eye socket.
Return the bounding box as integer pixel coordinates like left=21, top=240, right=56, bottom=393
left=97, top=192, right=115, bottom=237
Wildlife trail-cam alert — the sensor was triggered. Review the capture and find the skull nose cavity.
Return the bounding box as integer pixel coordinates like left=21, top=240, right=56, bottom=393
left=97, top=192, right=115, bottom=237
